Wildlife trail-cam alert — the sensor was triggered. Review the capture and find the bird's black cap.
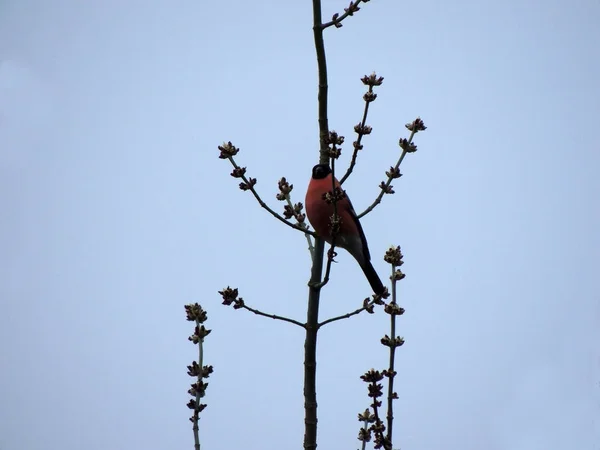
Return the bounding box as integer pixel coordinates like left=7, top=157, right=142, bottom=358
left=311, top=164, right=331, bottom=179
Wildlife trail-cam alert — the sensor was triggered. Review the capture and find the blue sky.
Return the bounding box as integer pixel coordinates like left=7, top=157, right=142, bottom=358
left=1, top=1, right=599, bottom=449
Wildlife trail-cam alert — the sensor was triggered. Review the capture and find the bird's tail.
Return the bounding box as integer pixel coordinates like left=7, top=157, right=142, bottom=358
left=360, top=260, right=386, bottom=296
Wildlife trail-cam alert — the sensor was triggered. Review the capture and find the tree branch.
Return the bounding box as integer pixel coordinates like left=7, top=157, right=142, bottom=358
left=358, top=117, right=426, bottom=218
left=304, top=238, right=324, bottom=450
left=382, top=245, right=406, bottom=449
left=340, top=85, right=374, bottom=185
left=226, top=155, right=317, bottom=235
left=184, top=303, right=212, bottom=450
left=219, top=287, right=306, bottom=328
left=313, top=0, right=330, bottom=164
left=241, top=304, right=306, bottom=328
left=385, top=264, right=398, bottom=444
left=284, top=194, right=315, bottom=257
left=357, top=130, right=414, bottom=219
left=318, top=298, right=376, bottom=328
left=302, top=1, right=331, bottom=448
left=321, top=0, right=369, bottom=30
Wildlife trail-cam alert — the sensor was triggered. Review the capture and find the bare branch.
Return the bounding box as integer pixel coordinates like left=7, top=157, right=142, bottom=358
left=223, top=154, right=317, bottom=236
left=357, top=143, right=406, bottom=218
left=316, top=246, right=337, bottom=290
left=357, top=408, right=375, bottom=450
left=358, top=147, right=408, bottom=219
left=280, top=187, right=315, bottom=257
left=340, top=73, right=384, bottom=184
left=303, top=1, right=332, bottom=447
left=322, top=0, right=369, bottom=30
left=241, top=303, right=306, bottom=328
left=360, top=369, right=391, bottom=450
left=358, top=117, right=426, bottom=218
left=340, top=90, right=372, bottom=184
left=287, top=195, right=315, bottom=256
left=313, top=2, right=331, bottom=163
left=382, top=245, right=406, bottom=448
left=318, top=297, right=378, bottom=328
left=219, top=286, right=305, bottom=328
left=185, top=303, right=212, bottom=450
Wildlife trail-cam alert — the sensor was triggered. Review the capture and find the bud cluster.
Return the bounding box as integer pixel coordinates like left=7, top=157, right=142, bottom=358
left=218, top=286, right=245, bottom=310
left=184, top=303, right=213, bottom=423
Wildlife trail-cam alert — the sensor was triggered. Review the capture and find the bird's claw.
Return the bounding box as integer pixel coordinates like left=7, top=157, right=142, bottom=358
left=327, top=248, right=338, bottom=263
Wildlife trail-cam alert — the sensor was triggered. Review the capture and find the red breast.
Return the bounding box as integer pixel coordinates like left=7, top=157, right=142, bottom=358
left=305, top=173, right=360, bottom=241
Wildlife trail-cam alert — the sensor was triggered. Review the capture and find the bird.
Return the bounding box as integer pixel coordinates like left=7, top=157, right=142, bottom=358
left=305, top=163, right=385, bottom=295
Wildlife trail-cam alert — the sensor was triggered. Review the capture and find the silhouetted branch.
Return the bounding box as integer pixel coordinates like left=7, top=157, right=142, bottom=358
left=313, top=1, right=331, bottom=164
left=356, top=246, right=406, bottom=450
left=287, top=195, right=315, bottom=256
left=357, top=408, right=376, bottom=450
left=241, top=303, right=306, bottom=328
left=322, top=0, right=370, bottom=29
left=218, top=143, right=316, bottom=236
left=382, top=246, right=406, bottom=446
left=360, top=369, right=391, bottom=450
left=185, top=303, right=213, bottom=450
left=340, top=73, right=384, bottom=185
left=358, top=118, right=426, bottom=219
left=219, top=286, right=305, bottom=328
left=276, top=177, right=315, bottom=256
left=318, top=295, right=382, bottom=328
left=303, top=0, right=332, bottom=447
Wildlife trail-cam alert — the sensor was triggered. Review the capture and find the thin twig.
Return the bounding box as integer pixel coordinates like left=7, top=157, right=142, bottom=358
left=193, top=317, right=203, bottom=450
left=371, top=384, right=387, bottom=448
left=357, top=129, right=415, bottom=219
left=185, top=303, right=210, bottom=450
left=317, top=246, right=336, bottom=289
left=340, top=86, right=373, bottom=185
left=385, top=264, right=397, bottom=445
left=285, top=195, right=315, bottom=258
left=318, top=299, right=375, bottom=328
left=360, top=417, right=369, bottom=450
left=241, top=304, right=306, bottom=328
left=321, top=0, right=368, bottom=30
left=228, top=156, right=317, bottom=236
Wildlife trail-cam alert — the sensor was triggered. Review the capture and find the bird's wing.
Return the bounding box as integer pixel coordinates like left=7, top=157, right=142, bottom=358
left=345, top=196, right=371, bottom=261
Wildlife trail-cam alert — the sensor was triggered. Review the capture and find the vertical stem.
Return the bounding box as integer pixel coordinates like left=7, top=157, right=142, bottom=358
left=312, top=0, right=330, bottom=164
left=386, top=264, right=397, bottom=445
left=193, top=319, right=203, bottom=450
left=360, top=419, right=369, bottom=450
left=304, top=238, right=325, bottom=450
left=305, top=1, right=329, bottom=448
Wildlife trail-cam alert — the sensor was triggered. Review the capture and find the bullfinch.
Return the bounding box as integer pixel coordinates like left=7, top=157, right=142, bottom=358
left=305, top=163, right=385, bottom=295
